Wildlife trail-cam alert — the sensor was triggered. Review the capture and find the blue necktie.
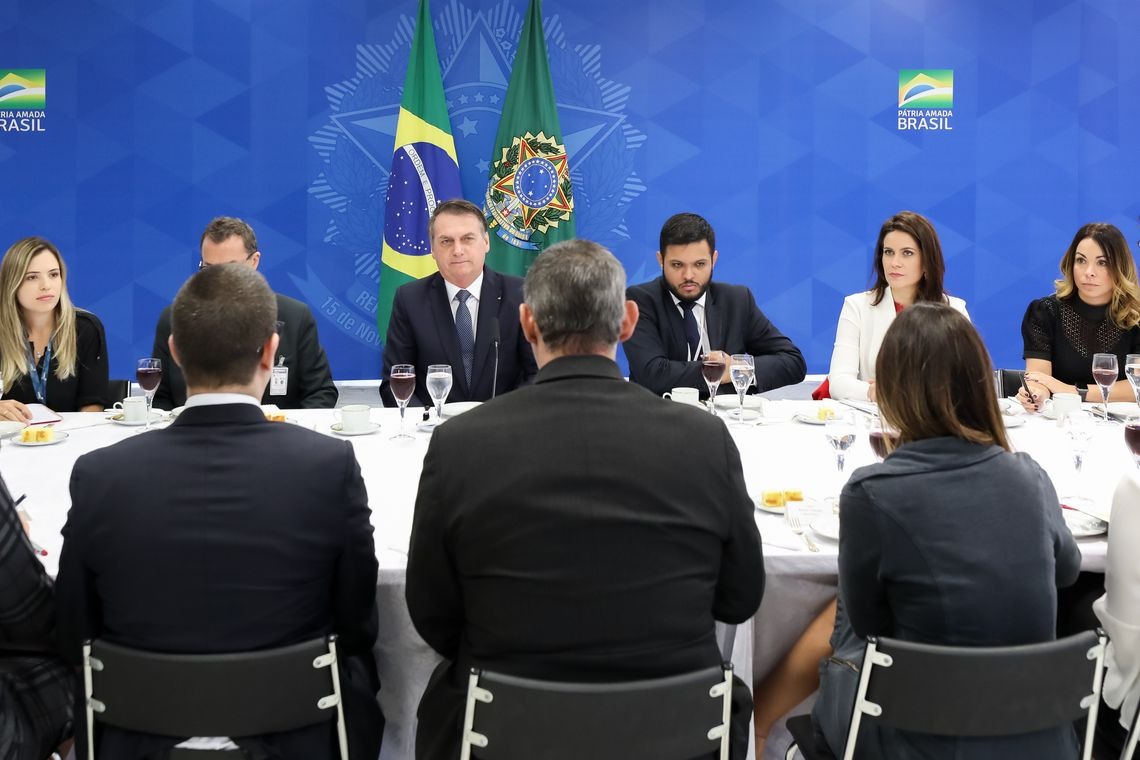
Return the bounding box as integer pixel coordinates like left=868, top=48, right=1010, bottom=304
left=679, top=300, right=701, bottom=360
left=455, top=289, right=474, bottom=386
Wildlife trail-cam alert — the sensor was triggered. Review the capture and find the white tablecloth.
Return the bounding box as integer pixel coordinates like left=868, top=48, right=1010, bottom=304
left=10, top=400, right=1126, bottom=760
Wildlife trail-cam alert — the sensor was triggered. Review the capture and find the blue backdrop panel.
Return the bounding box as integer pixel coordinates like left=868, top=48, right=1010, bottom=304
left=0, top=0, right=1137, bottom=380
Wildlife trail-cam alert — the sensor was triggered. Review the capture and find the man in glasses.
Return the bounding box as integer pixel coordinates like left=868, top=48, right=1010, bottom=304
left=149, top=216, right=338, bottom=409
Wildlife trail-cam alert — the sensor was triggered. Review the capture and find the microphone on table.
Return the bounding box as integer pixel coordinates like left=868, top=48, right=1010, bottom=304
left=490, top=317, right=501, bottom=399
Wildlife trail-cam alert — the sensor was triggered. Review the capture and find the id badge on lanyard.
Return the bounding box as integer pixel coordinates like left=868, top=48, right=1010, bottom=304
left=26, top=342, right=51, bottom=404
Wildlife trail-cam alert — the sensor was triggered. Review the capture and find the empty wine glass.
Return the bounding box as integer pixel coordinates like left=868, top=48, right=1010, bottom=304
left=700, top=352, right=726, bottom=415
left=136, top=358, right=162, bottom=431
left=1125, top=354, right=1140, bottom=412
left=1092, top=353, right=1118, bottom=423
left=728, top=354, right=755, bottom=423
left=424, top=364, right=453, bottom=427
left=389, top=364, right=416, bottom=440
left=825, top=413, right=857, bottom=473
left=1061, top=410, right=1095, bottom=508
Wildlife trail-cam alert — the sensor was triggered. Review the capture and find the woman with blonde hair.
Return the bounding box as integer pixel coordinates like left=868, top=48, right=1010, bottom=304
left=1019, top=222, right=1140, bottom=410
left=0, top=237, right=108, bottom=419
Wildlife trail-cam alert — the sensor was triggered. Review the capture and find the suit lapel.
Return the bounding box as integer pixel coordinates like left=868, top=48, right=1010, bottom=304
left=705, top=283, right=723, bottom=353
left=470, top=268, right=500, bottom=393
left=429, top=275, right=468, bottom=395
left=658, top=278, right=691, bottom=360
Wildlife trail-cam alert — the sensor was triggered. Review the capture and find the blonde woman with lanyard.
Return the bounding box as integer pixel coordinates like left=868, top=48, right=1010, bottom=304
left=0, top=237, right=108, bottom=421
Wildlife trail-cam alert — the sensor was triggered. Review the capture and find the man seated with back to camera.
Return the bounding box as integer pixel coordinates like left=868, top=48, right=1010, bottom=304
left=406, top=238, right=763, bottom=760
left=56, top=263, right=382, bottom=760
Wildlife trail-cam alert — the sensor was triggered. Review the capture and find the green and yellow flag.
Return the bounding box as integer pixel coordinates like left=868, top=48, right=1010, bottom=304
left=482, top=0, right=575, bottom=276
left=378, top=0, right=462, bottom=337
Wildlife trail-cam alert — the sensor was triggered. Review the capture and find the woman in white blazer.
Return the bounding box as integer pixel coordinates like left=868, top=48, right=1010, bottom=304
left=827, top=211, right=969, bottom=401
left=1092, top=472, right=1140, bottom=758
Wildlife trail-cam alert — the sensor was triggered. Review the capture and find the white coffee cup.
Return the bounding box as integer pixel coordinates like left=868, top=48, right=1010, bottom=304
left=336, top=404, right=373, bottom=432
left=662, top=387, right=700, bottom=406
left=112, top=396, right=148, bottom=423
left=1051, top=392, right=1081, bottom=420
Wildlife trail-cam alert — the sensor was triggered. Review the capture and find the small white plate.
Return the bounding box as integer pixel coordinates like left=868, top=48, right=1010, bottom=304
left=12, top=430, right=69, bottom=447
left=713, top=395, right=765, bottom=411
left=0, top=420, right=27, bottom=437
left=109, top=411, right=166, bottom=426
left=330, top=422, right=380, bottom=436
left=793, top=413, right=828, bottom=425
left=1063, top=509, right=1107, bottom=538
left=755, top=501, right=788, bottom=515
left=810, top=514, right=841, bottom=541
left=442, top=401, right=481, bottom=418
left=1003, top=415, right=1026, bottom=428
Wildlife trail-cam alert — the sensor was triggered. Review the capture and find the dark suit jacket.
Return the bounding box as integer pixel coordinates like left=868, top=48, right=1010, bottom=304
left=380, top=268, right=537, bottom=407
left=624, top=278, right=806, bottom=397
left=820, top=437, right=1081, bottom=759
left=151, top=294, right=338, bottom=410
left=406, top=354, right=764, bottom=760
left=55, top=403, right=382, bottom=760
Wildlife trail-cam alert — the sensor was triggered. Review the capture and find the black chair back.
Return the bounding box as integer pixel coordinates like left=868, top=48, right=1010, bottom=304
left=842, top=630, right=1106, bottom=760
left=84, top=636, right=349, bottom=760
left=106, top=379, right=131, bottom=404
left=995, top=368, right=1024, bottom=399
left=460, top=664, right=733, bottom=760
left=1123, top=695, right=1140, bottom=759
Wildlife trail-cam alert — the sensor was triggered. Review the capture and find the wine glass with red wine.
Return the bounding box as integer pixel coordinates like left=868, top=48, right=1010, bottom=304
left=1091, top=353, right=1118, bottom=423
left=1125, top=421, right=1140, bottom=469
left=136, top=358, right=162, bottom=431
left=700, top=353, right=726, bottom=415
left=868, top=419, right=899, bottom=461
left=389, top=364, right=416, bottom=440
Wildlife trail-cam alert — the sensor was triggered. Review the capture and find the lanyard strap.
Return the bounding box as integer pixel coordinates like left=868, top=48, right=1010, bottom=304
left=25, top=341, right=51, bottom=404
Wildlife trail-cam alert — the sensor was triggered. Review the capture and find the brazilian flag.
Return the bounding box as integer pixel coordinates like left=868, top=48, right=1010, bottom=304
left=482, top=0, right=575, bottom=277
left=378, top=0, right=462, bottom=337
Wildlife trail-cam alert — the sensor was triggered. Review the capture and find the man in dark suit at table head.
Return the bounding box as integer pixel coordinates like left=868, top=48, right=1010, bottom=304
left=56, top=264, right=383, bottom=760
left=407, top=238, right=764, bottom=760
left=150, top=216, right=338, bottom=410
left=380, top=198, right=537, bottom=407
left=624, top=212, right=807, bottom=397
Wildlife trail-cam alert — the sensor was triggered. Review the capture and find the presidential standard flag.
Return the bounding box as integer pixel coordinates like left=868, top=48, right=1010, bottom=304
left=482, top=0, right=575, bottom=276
left=378, top=0, right=462, bottom=337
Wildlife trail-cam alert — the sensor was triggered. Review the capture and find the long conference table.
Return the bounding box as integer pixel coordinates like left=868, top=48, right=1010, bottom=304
left=12, top=398, right=1127, bottom=760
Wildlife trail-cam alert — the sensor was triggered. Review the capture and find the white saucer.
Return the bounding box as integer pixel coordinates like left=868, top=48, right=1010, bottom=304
left=793, top=413, right=828, bottom=425
left=0, top=420, right=27, bottom=437
left=811, top=514, right=841, bottom=541
left=1003, top=415, right=1026, bottom=428
left=109, top=411, right=165, bottom=426
left=713, top=395, right=765, bottom=411
left=330, top=422, right=380, bottom=436
left=1063, top=509, right=1107, bottom=538
left=12, top=431, right=69, bottom=447
left=442, top=401, right=481, bottom=418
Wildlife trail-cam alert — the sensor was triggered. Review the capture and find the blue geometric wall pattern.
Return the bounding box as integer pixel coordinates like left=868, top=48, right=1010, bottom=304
left=0, top=0, right=1137, bottom=381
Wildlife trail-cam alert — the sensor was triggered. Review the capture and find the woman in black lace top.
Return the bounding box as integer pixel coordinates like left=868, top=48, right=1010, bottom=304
left=1018, top=222, right=1140, bottom=411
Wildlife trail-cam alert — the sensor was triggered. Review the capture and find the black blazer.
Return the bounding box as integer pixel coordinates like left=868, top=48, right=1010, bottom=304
left=150, top=293, right=338, bottom=410
left=380, top=268, right=537, bottom=407
left=624, top=278, right=806, bottom=397
left=406, top=354, right=764, bottom=760
left=55, top=403, right=382, bottom=760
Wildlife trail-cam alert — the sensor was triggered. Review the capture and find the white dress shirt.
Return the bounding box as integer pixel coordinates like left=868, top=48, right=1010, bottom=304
left=444, top=273, right=484, bottom=340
